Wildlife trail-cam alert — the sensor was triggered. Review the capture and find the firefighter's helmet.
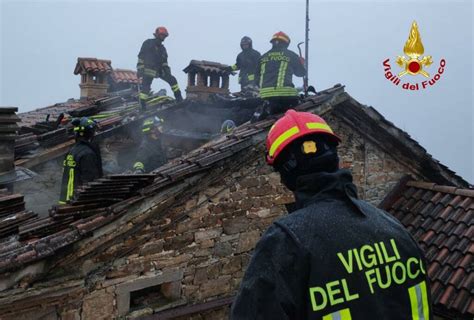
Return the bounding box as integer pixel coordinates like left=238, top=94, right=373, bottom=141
left=266, top=109, right=340, bottom=165
left=221, top=119, right=236, bottom=134
left=240, top=36, right=252, bottom=49
left=270, top=31, right=291, bottom=44
left=72, top=117, right=97, bottom=138
left=154, top=26, right=169, bottom=38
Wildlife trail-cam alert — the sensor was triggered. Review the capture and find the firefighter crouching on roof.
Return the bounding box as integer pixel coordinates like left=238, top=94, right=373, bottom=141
left=231, top=110, right=432, bottom=319
left=137, top=26, right=183, bottom=110
left=133, top=116, right=167, bottom=173
left=225, top=36, right=261, bottom=93
left=59, top=117, right=103, bottom=204
left=251, top=31, right=306, bottom=122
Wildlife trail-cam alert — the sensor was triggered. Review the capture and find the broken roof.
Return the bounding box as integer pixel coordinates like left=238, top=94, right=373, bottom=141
left=0, top=85, right=471, bottom=316
left=73, top=57, right=112, bottom=75
left=381, top=179, right=473, bottom=318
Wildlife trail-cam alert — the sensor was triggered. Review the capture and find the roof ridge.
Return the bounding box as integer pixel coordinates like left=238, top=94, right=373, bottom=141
left=406, top=180, right=474, bottom=198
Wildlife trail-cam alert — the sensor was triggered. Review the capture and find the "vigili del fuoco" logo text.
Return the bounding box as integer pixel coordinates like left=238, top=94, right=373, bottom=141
left=383, top=21, right=446, bottom=91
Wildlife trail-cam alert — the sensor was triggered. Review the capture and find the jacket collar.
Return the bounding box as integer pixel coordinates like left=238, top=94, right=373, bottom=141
left=293, top=169, right=359, bottom=209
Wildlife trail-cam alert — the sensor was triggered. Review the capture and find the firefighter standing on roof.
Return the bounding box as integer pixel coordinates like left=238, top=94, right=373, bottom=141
left=252, top=31, right=306, bottom=122
left=59, top=117, right=103, bottom=204
left=137, top=27, right=183, bottom=109
left=226, top=36, right=261, bottom=92
left=231, top=110, right=432, bottom=319
left=133, top=116, right=167, bottom=173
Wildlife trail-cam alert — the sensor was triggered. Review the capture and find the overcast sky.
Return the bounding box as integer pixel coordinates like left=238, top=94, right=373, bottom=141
left=1, top=0, right=473, bottom=183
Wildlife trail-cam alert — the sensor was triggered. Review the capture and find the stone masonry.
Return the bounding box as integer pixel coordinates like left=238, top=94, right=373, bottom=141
left=0, top=113, right=432, bottom=319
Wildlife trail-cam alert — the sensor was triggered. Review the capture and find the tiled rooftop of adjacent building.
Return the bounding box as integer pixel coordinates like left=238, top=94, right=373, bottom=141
left=382, top=179, right=474, bottom=317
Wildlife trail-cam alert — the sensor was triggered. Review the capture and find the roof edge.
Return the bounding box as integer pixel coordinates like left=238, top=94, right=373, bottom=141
left=379, top=175, right=412, bottom=210
left=406, top=180, right=474, bottom=197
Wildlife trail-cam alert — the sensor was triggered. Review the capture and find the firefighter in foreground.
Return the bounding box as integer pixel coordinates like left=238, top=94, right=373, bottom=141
left=59, top=117, right=103, bottom=204
left=231, top=110, right=432, bottom=319
left=252, top=32, right=306, bottom=122
left=226, top=36, right=261, bottom=92
left=133, top=116, right=167, bottom=173
left=137, top=26, right=183, bottom=109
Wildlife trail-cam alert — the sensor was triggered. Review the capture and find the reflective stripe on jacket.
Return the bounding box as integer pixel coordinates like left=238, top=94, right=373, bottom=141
left=59, top=140, right=103, bottom=203
left=137, top=38, right=169, bottom=77
left=231, top=170, right=432, bottom=320
left=257, top=47, right=305, bottom=98
left=233, top=48, right=261, bottom=86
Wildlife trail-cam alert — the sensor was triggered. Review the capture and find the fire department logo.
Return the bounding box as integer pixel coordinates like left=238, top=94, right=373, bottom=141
left=396, top=21, right=432, bottom=77
left=382, top=21, right=446, bottom=91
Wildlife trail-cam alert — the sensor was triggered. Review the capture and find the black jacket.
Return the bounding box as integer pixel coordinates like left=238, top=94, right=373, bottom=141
left=256, top=46, right=306, bottom=99
left=231, top=170, right=432, bottom=320
left=134, top=135, right=166, bottom=173
left=59, top=140, right=103, bottom=203
left=137, top=38, right=168, bottom=71
left=233, top=48, right=261, bottom=87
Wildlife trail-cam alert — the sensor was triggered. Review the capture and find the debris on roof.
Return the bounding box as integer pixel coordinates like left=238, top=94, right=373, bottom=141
left=381, top=179, right=474, bottom=318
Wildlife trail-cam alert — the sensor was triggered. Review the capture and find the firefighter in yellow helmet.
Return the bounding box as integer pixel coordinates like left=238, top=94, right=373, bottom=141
left=251, top=32, right=306, bottom=122
left=231, top=110, right=432, bottom=319
left=137, top=27, right=183, bottom=110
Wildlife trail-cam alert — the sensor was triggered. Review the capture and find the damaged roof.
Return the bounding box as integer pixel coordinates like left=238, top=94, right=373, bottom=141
left=381, top=179, right=473, bottom=318
left=0, top=85, right=471, bottom=319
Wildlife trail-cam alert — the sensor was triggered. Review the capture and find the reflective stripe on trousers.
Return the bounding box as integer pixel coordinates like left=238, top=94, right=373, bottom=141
left=66, top=168, right=75, bottom=201
left=322, top=308, right=352, bottom=320
left=408, top=281, right=430, bottom=320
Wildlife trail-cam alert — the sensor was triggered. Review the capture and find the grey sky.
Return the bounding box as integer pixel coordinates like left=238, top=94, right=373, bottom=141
left=1, top=0, right=473, bottom=183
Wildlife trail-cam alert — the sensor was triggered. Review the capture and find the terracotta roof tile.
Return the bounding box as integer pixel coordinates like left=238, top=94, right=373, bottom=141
left=74, top=57, right=112, bottom=75
left=110, top=69, right=140, bottom=84
left=383, top=180, right=474, bottom=317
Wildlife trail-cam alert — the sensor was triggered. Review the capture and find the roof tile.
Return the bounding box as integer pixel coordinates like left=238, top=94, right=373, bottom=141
left=383, top=180, right=474, bottom=317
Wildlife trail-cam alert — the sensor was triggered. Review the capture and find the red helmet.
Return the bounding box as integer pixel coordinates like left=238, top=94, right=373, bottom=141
left=154, top=26, right=169, bottom=38
left=266, top=109, right=341, bottom=165
left=270, top=31, right=290, bottom=44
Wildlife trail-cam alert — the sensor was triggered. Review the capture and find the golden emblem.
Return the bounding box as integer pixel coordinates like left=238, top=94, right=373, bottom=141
left=396, top=21, right=433, bottom=77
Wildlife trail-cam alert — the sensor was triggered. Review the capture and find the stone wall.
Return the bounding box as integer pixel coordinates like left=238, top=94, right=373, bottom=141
left=326, top=113, right=422, bottom=205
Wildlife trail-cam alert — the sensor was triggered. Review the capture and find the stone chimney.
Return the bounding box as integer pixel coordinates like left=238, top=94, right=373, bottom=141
left=183, top=60, right=231, bottom=102
left=0, top=107, right=19, bottom=188
left=73, top=57, right=112, bottom=99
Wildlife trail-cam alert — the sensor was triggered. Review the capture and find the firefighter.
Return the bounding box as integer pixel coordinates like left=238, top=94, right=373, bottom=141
left=251, top=31, right=306, bottom=122
left=226, top=36, right=261, bottom=92
left=137, top=26, right=183, bottom=109
left=133, top=116, right=167, bottom=173
left=59, top=117, right=103, bottom=204
left=231, top=110, right=432, bottom=319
